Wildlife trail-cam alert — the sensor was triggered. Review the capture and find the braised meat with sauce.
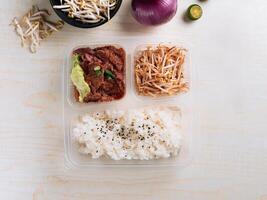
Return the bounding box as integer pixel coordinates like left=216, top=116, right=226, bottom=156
left=72, top=46, right=126, bottom=103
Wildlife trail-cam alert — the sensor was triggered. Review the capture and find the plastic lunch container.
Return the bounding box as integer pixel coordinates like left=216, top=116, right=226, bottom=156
left=63, top=37, right=195, bottom=168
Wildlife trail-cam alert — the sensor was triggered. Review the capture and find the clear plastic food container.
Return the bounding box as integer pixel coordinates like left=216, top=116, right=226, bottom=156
left=63, top=38, right=195, bottom=168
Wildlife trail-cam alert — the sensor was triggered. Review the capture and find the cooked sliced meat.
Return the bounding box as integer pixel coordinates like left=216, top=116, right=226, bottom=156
left=84, top=53, right=103, bottom=65
left=114, top=71, right=124, bottom=81
left=100, top=95, right=114, bottom=102
left=84, top=93, right=102, bottom=102
left=84, top=53, right=94, bottom=63
left=85, top=76, right=104, bottom=92
left=72, top=46, right=126, bottom=103
left=101, top=81, right=114, bottom=92
left=107, top=46, right=126, bottom=59
left=95, top=46, right=125, bottom=58
left=74, top=47, right=94, bottom=55
left=95, top=48, right=124, bottom=71
left=102, top=62, right=114, bottom=71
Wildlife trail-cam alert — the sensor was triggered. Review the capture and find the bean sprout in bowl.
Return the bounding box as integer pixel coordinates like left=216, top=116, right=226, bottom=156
left=49, top=0, right=122, bottom=28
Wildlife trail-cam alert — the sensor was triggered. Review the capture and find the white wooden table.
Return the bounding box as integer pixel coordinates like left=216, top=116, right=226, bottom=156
left=1, top=0, right=267, bottom=199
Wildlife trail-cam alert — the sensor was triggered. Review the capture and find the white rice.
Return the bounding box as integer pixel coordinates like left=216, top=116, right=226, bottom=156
left=72, top=107, right=183, bottom=160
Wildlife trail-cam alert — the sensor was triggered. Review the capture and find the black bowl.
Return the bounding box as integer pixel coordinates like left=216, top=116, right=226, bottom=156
left=49, top=0, right=123, bottom=28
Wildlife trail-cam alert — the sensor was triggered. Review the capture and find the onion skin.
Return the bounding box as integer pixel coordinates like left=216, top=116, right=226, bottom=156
left=131, top=0, right=177, bottom=26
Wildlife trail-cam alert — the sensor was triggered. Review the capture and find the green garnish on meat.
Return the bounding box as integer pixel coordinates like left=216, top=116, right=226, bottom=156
left=95, top=70, right=102, bottom=76
left=94, top=66, right=101, bottom=71
left=104, top=70, right=115, bottom=79
left=71, top=55, right=90, bottom=102
left=94, top=66, right=102, bottom=76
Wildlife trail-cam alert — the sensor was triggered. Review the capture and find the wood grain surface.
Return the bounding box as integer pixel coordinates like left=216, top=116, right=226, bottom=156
left=1, top=0, right=267, bottom=199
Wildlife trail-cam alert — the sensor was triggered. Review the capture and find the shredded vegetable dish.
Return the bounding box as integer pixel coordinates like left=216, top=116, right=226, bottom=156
left=53, top=0, right=117, bottom=23
left=11, top=6, right=64, bottom=53
left=134, top=45, right=189, bottom=97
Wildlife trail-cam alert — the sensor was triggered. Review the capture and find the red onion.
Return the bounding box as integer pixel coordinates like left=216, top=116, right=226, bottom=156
left=131, top=0, right=177, bottom=26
